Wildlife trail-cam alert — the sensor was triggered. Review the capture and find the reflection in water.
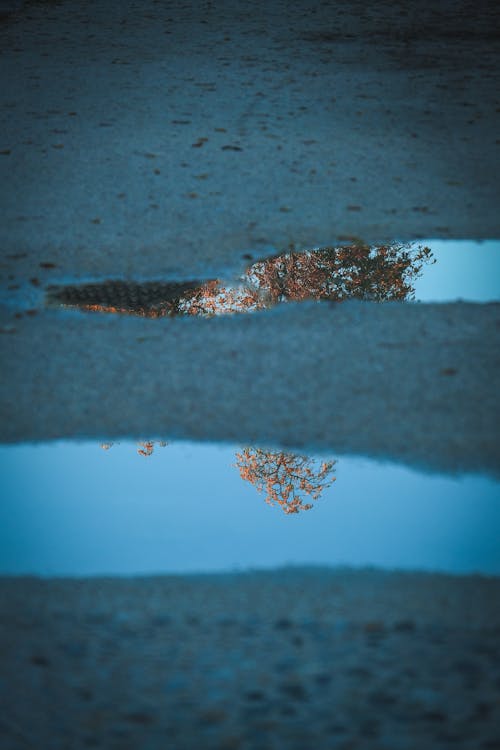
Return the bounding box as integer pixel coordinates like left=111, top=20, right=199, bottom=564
left=95, top=243, right=433, bottom=511
left=50, top=242, right=435, bottom=317
left=101, top=441, right=336, bottom=513
left=101, top=440, right=167, bottom=457
left=183, top=242, right=434, bottom=316
left=2, top=440, right=499, bottom=575
left=49, top=281, right=203, bottom=317
left=235, top=448, right=336, bottom=514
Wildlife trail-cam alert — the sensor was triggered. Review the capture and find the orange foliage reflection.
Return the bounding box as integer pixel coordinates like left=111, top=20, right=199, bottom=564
left=235, top=447, right=336, bottom=514
left=78, top=242, right=434, bottom=318
left=100, top=441, right=167, bottom=455
left=248, top=243, right=434, bottom=304
left=174, top=242, right=434, bottom=317
left=100, top=441, right=335, bottom=514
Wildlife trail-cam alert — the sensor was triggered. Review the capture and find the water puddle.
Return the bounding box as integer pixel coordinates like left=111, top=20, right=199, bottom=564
left=46, top=242, right=435, bottom=317
left=1, top=440, right=498, bottom=576
left=46, top=280, right=205, bottom=315
left=43, top=240, right=500, bottom=318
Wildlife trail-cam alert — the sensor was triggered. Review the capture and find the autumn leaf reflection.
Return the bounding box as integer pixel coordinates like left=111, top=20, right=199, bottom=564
left=248, top=242, right=434, bottom=304
left=235, top=448, right=336, bottom=514
left=171, top=242, right=434, bottom=316
left=56, top=242, right=434, bottom=318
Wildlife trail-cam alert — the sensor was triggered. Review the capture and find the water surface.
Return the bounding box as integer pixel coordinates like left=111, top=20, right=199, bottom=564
left=1, top=440, right=498, bottom=576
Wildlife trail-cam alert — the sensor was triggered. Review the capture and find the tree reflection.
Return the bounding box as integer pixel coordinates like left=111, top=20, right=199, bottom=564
left=235, top=448, right=336, bottom=514
left=68, top=242, right=434, bottom=318
left=100, top=441, right=335, bottom=514
left=100, top=441, right=167, bottom=455
left=249, top=243, right=434, bottom=303
left=98, top=242, right=434, bottom=512
left=175, top=242, right=434, bottom=316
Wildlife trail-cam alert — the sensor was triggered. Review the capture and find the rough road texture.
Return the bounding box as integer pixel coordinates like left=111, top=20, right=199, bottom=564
left=1, top=301, right=499, bottom=476
left=1, top=569, right=499, bottom=749
left=0, top=0, right=499, bottom=288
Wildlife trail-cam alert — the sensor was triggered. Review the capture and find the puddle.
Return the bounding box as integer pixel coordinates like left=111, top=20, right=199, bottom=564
left=46, top=242, right=435, bottom=316
left=0, top=440, right=498, bottom=576
left=43, top=240, right=500, bottom=318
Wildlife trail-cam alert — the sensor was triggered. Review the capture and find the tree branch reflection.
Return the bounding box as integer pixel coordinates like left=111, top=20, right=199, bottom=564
left=98, top=242, right=434, bottom=512
left=235, top=448, right=336, bottom=514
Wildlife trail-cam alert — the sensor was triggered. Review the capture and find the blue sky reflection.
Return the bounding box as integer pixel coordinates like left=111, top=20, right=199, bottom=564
left=0, top=440, right=498, bottom=577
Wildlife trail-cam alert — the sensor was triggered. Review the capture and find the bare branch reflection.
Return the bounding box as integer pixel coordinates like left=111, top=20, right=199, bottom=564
left=235, top=448, right=336, bottom=514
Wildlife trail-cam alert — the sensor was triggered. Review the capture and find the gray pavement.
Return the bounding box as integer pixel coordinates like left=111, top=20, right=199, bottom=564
left=1, top=0, right=499, bottom=285
left=1, top=300, right=499, bottom=476
left=1, top=569, right=499, bottom=750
